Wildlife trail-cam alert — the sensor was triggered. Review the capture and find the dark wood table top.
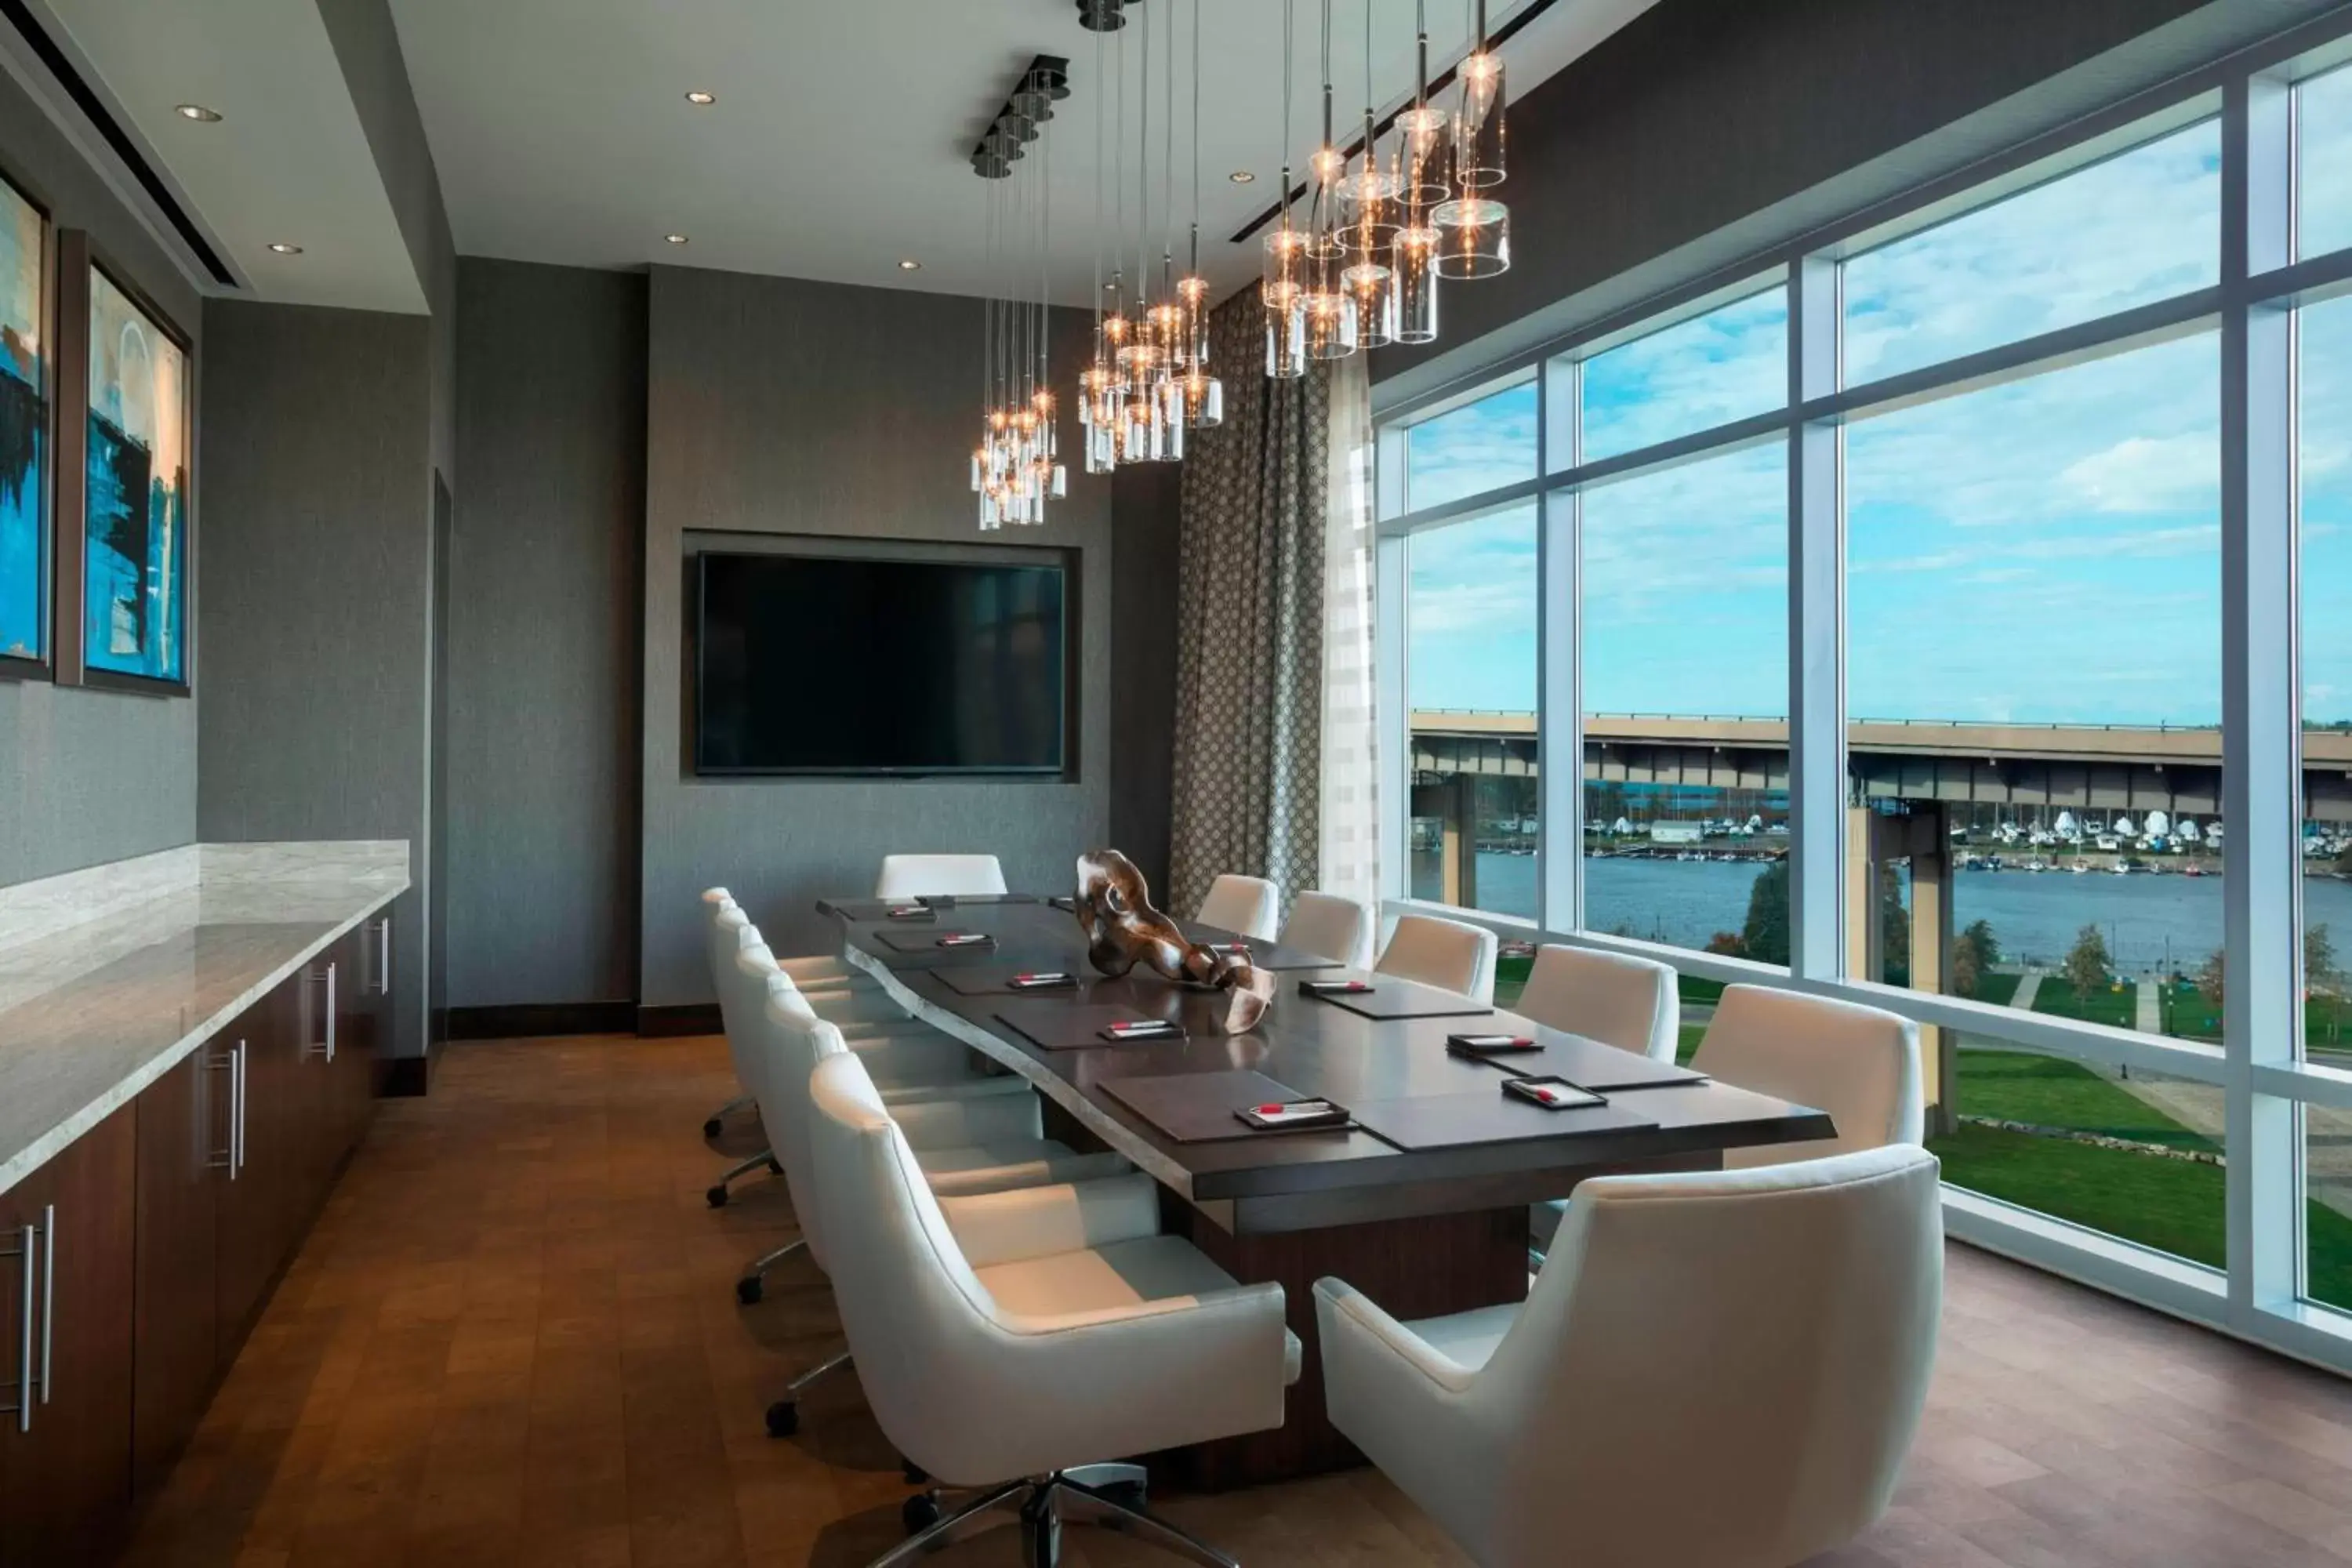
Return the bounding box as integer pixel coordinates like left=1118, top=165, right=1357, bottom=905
left=830, top=898, right=1835, bottom=1233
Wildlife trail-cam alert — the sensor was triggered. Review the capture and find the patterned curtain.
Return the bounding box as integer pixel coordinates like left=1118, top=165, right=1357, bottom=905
left=1321, top=350, right=1381, bottom=910
left=1168, top=290, right=1332, bottom=917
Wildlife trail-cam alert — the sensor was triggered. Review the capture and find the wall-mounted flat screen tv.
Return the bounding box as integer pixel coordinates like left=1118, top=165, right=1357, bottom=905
left=694, top=550, right=1067, bottom=775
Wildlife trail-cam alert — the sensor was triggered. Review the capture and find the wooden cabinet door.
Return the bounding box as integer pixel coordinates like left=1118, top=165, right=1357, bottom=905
left=132, top=1047, right=227, bottom=1494
left=215, top=983, right=300, bottom=1352
left=0, top=1107, right=137, bottom=1567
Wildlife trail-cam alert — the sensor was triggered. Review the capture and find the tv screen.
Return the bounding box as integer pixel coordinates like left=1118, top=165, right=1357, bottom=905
left=694, top=550, right=1067, bottom=775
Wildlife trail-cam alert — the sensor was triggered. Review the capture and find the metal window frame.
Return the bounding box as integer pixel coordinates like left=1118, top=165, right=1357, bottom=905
left=1367, top=11, right=2352, bottom=1376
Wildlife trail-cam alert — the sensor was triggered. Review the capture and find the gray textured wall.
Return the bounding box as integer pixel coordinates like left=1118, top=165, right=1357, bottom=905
left=640, top=265, right=1117, bottom=1005
left=0, top=49, right=204, bottom=888
left=447, top=259, right=645, bottom=1007
left=196, top=300, right=433, bottom=1058
left=1110, top=463, right=1181, bottom=897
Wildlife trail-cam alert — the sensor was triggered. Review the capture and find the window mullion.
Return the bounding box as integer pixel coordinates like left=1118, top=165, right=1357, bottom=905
left=1788, top=253, right=1845, bottom=980
left=1539, top=355, right=1582, bottom=935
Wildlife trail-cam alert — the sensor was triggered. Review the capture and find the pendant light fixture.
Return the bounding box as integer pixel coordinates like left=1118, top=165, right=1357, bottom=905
left=1264, top=0, right=1309, bottom=378
left=1340, top=0, right=1399, bottom=350
left=970, top=57, right=1070, bottom=528
left=1302, top=0, right=1358, bottom=361
left=1081, top=5, right=1123, bottom=474
left=1391, top=0, right=1444, bottom=343
left=1177, top=0, right=1222, bottom=426
left=1432, top=0, right=1510, bottom=278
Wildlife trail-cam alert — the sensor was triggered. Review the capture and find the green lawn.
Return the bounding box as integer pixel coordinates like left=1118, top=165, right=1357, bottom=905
left=2030, top=976, right=2139, bottom=1029
left=1953, top=1048, right=2215, bottom=1153
left=1968, top=971, right=2021, bottom=1007
left=1929, top=1048, right=2352, bottom=1306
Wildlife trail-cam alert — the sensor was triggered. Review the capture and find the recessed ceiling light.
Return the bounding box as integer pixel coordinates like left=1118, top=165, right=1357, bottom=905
left=1229, top=169, right=1255, bottom=183
left=266, top=242, right=303, bottom=255
left=684, top=89, right=716, bottom=105
left=175, top=103, right=220, bottom=122
left=897, top=259, right=922, bottom=271
left=664, top=233, right=691, bottom=245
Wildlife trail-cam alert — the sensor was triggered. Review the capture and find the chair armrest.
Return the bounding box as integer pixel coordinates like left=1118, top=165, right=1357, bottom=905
left=888, top=1090, right=1044, bottom=1149
left=1312, top=1276, right=1480, bottom=1398
left=940, top=1172, right=1162, bottom=1267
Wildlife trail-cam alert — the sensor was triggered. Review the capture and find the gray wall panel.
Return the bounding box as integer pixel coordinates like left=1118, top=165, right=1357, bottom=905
left=196, top=299, right=432, bottom=1056
left=447, top=258, right=644, bottom=1007
left=0, top=46, right=202, bottom=889
left=1110, top=463, right=1181, bottom=897
left=641, top=265, right=1119, bottom=1004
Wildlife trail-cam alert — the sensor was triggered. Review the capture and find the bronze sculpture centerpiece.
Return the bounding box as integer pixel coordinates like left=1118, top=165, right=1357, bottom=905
left=1074, top=850, right=1276, bottom=1033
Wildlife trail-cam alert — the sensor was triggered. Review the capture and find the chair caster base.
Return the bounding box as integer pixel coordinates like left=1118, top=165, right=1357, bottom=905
left=702, top=1116, right=723, bottom=1138
left=706, top=1185, right=728, bottom=1209
left=902, top=1459, right=927, bottom=1484
left=735, top=1275, right=762, bottom=1305
left=765, top=1401, right=797, bottom=1438
left=902, top=1492, right=941, bottom=1534
left=767, top=1156, right=783, bottom=1176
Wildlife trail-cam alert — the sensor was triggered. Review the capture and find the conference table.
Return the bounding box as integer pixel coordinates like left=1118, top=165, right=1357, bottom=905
left=826, top=893, right=1835, bottom=1486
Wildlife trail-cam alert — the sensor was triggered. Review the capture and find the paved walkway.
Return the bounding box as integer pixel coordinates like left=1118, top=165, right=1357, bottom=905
left=2008, top=970, right=2044, bottom=1011
left=2136, top=977, right=2162, bottom=1034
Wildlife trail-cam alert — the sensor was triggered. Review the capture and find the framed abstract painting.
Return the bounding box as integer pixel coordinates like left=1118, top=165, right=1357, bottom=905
left=75, top=254, right=189, bottom=692
left=0, top=173, right=47, bottom=675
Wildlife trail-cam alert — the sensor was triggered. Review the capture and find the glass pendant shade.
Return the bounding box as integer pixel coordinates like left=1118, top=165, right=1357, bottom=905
left=1181, top=369, right=1224, bottom=427
left=1347, top=257, right=1399, bottom=348
left=1393, top=224, right=1439, bottom=343
left=1304, top=285, right=1358, bottom=359
left=1266, top=290, right=1307, bottom=378
left=1178, top=275, right=1210, bottom=370
left=1396, top=104, right=1450, bottom=205
left=1432, top=196, right=1510, bottom=278
left=1263, top=226, right=1309, bottom=312
left=1453, top=50, right=1506, bottom=188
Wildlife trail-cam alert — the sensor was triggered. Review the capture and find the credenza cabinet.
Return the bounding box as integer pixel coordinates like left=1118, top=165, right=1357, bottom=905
left=0, top=906, right=394, bottom=1563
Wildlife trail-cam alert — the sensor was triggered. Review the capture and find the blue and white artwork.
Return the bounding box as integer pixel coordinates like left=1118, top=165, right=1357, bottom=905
left=0, top=182, right=44, bottom=663
left=83, top=267, right=187, bottom=685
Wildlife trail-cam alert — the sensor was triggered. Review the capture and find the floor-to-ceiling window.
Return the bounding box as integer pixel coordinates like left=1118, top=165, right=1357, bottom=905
left=1374, top=27, right=2352, bottom=1370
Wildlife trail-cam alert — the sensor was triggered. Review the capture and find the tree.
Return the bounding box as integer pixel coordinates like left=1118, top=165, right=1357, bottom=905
left=2063, top=924, right=2112, bottom=1011
left=1878, top=864, right=1911, bottom=988
left=1704, top=930, right=1747, bottom=957
left=1741, top=859, right=1791, bottom=967
left=1953, top=919, right=2000, bottom=1000
left=2310, top=922, right=2339, bottom=995
left=2195, top=947, right=2226, bottom=1009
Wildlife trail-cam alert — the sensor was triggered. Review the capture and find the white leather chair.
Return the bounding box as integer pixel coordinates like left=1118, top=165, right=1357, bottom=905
left=1377, top=912, right=1499, bottom=1003
left=1316, top=1145, right=1944, bottom=1568
left=701, top=893, right=760, bottom=1138
left=1694, top=984, right=1923, bottom=1168
left=1516, top=945, right=1680, bottom=1062
left=875, top=853, right=1009, bottom=900
left=1279, top=891, right=1374, bottom=968
left=807, top=1048, right=1295, bottom=1565
left=753, top=996, right=1133, bottom=1436
left=1194, top=873, right=1280, bottom=941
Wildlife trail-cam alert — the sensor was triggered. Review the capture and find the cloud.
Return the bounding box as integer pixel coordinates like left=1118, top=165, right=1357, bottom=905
left=2060, top=434, right=2218, bottom=514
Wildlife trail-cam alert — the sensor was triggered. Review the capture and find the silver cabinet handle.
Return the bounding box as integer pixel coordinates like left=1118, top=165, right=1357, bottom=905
left=303, top=964, right=336, bottom=1062
left=206, top=1046, right=237, bottom=1171
left=3, top=1220, right=30, bottom=1432
left=376, top=916, right=392, bottom=996
left=233, top=1040, right=247, bottom=1178
left=325, top=960, right=337, bottom=1064
left=38, top=1203, right=52, bottom=1406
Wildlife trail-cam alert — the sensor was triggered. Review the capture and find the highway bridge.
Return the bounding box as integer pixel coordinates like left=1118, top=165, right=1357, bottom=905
left=1410, top=710, right=2352, bottom=822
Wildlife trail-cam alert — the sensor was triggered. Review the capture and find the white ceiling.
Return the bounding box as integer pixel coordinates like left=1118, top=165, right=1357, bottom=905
left=34, top=0, right=426, bottom=314
left=389, top=0, right=1659, bottom=307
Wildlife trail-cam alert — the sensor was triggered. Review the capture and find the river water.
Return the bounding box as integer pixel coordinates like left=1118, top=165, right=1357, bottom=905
left=1411, top=851, right=2352, bottom=971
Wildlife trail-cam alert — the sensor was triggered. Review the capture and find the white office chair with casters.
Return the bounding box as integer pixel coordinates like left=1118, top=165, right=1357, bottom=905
left=875, top=853, right=1009, bottom=901
left=1316, top=1145, right=1943, bottom=1568
left=750, top=1000, right=1132, bottom=1431
left=1377, top=912, right=1500, bottom=1003
left=1693, top=984, right=1923, bottom=1166
left=1193, top=873, right=1279, bottom=941
left=1279, top=890, right=1374, bottom=967
left=1517, top=945, right=1679, bottom=1062
left=806, top=1048, right=1295, bottom=1566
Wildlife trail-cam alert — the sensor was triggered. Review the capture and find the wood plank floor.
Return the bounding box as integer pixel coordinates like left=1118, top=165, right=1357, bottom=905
left=117, top=1033, right=2352, bottom=1568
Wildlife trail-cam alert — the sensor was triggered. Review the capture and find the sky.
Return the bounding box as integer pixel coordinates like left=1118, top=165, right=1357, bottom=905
left=1402, top=100, right=2352, bottom=730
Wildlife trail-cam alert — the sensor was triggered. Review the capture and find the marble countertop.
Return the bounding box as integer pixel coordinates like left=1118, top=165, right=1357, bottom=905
left=0, top=843, right=408, bottom=1195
